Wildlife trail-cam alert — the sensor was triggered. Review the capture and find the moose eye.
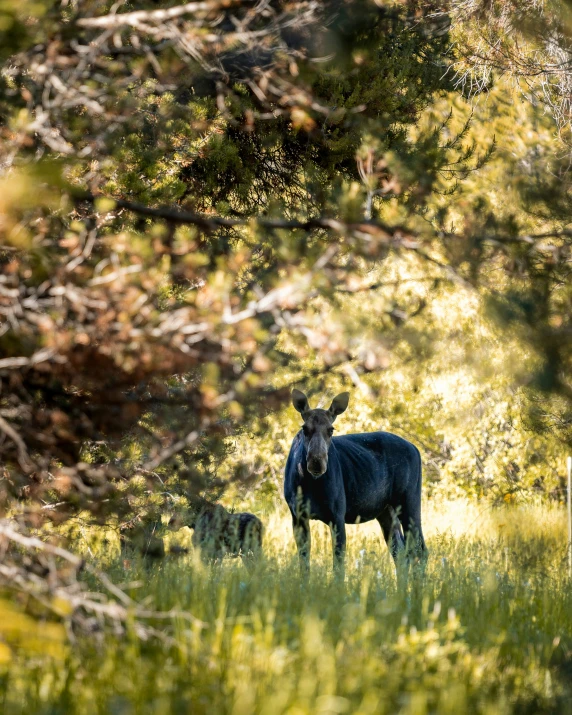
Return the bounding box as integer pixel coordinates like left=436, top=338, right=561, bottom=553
left=302, top=425, right=310, bottom=436
left=328, top=428, right=334, bottom=437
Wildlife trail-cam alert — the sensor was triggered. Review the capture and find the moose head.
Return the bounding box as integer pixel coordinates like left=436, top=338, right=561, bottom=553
left=292, top=389, right=350, bottom=477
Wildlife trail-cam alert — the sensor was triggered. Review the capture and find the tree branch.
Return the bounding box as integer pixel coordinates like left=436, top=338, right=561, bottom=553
left=77, top=191, right=419, bottom=243
left=76, top=0, right=237, bottom=29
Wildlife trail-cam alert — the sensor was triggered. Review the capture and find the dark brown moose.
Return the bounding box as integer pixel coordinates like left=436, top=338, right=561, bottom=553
left=284, top=390, right=426, bottom=575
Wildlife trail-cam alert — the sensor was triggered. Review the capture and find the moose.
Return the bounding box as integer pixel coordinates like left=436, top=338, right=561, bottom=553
left=284, top=390, right=426, bottom=574
left=168, top=499, right=263, bottom=566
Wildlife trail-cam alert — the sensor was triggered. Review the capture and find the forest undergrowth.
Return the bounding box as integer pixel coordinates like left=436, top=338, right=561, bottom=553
left=1, top=499, right=571, bottom=714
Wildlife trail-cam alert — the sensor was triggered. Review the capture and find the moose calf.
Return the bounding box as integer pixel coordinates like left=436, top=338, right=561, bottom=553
left=169, top=501, right=263, bottom=565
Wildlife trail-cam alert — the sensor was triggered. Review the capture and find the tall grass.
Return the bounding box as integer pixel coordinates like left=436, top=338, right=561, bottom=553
left=1, top=500, right=572, bottom=714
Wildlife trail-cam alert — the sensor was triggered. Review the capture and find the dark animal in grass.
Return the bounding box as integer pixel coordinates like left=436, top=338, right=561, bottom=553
left=284, top=389, right=426, bottom=575
left=168, top=501, right=263, bottom=565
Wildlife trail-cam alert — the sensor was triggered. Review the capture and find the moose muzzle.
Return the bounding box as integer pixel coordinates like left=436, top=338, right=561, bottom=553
left=307, top=435, right=328, bottom=477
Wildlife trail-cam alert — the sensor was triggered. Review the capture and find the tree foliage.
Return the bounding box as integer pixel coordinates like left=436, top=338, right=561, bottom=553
left=0, top=0, right=570, bottom=560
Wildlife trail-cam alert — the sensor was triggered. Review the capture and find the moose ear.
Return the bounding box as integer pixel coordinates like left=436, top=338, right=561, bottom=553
left=328, top=392, right=349, bottom=420
left=292, top=389, right=310, bottom=417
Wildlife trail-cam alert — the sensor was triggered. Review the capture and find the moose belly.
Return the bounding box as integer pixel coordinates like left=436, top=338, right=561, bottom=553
left=343, top=507, right=380, bottom=525
left=303, top=489, right=382, bottom=526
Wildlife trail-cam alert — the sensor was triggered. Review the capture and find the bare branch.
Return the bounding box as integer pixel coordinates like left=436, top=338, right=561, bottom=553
left=0, top=416, right=34, bottom=471
left=0, top=520, right=206, bottom=637
left=0, top=521, right=82, bottom=566
left=77, top=0, right=237, bottom=29
left=79, top=192, right=572, bottom=250
left=0, top=349, right=56, bottom=370
left=79, top=192, right=419, bottom=242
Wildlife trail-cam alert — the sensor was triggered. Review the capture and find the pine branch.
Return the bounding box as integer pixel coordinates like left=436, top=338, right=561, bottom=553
left=77, top=191, right=420, bottom=243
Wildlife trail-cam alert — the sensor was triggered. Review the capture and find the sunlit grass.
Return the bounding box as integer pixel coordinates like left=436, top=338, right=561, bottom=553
left=1, top=500, right=572, bottom=714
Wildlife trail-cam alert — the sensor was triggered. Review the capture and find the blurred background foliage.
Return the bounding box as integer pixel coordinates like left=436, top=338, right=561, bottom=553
left=0, top=0, right=570, bottom=551
left=223, top=76, right=571, bottom=510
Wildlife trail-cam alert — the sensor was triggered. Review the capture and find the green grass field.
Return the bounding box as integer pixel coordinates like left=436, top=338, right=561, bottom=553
left=1, top=500, right=572, bottom=714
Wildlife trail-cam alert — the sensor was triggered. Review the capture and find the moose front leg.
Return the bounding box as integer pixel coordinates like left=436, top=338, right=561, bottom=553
left=330, top=520, right=346, bottom=579
left=292, top=516, right=311, bottom=575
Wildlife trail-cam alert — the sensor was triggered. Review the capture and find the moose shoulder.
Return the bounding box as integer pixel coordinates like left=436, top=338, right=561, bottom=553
left=284, top=389, right=426, bottom=573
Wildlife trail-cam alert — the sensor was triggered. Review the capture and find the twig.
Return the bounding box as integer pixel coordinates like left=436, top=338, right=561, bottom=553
left=0, top=416, right=34, bottom=471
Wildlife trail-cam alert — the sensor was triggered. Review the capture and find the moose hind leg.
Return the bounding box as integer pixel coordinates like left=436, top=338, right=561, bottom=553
left=399, top=499, right=427, bottom=560
left=377, top=507, right=405, bottom=563
left=399, top=451, right=428, bottom=561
